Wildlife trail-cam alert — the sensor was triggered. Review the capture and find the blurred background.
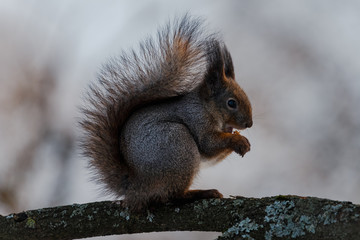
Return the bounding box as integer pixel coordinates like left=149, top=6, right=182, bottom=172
left=0, top=0, right=359, bottom=239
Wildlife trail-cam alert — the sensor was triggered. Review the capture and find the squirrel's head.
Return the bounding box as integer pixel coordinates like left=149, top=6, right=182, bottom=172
left=201, top=40, right=253, bottom=133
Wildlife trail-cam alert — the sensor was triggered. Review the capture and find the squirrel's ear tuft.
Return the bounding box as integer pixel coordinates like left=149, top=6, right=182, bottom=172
left=206, top=40, right=224, bottom=76
left=203, top=40, right=225, bottom=94
left=222, top=45, right=235, bottom=79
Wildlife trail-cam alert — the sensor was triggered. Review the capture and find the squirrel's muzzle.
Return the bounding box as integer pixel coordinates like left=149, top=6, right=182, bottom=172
left=244, top=119, right=253, bottom=128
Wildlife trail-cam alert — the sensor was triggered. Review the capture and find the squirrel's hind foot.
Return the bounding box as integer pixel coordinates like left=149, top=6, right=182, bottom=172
left=184, top=189, right=223, bottom=199
left=171, top=189, right=223, bottom=206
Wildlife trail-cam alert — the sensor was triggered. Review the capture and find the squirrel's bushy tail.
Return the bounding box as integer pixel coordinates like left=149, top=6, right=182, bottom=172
left=80, top=15, right=215, bottom=197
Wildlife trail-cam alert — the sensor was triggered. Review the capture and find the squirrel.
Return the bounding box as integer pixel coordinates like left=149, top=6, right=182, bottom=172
left=80, top=15, right=253, bottom=211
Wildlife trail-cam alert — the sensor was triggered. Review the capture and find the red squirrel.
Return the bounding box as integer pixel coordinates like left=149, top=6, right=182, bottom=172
left=81, top=15, right=252, bottom=211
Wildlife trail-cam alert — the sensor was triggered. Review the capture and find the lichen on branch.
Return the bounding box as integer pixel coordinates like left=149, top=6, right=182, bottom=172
left=0, top=196, right=359, bottom=240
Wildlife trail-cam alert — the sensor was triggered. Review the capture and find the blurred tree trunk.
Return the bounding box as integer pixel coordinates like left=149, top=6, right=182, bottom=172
left=0, top=196, right=359, bottom=240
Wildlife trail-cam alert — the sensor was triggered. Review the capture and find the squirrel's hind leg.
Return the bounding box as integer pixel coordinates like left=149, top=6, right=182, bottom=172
left=122, top=121, right=204, bottom=211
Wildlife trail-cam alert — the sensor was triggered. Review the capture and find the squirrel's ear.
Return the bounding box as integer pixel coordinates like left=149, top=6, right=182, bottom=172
left=203, top=40, right=225, bottom=95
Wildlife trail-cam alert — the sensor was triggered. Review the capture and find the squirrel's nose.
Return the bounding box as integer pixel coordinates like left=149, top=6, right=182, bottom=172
left=245, top=119, right=253, bottom=128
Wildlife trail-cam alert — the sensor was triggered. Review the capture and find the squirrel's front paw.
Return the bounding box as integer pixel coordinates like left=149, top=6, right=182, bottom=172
left=232, top=135, right=251, bottom=157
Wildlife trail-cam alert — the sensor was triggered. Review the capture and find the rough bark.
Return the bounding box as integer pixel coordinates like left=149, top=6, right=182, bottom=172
left=0, top=196, right=359, bottom=240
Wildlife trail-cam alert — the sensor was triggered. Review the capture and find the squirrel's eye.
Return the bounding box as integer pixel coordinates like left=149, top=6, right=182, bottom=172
left=227, top=99, right=237, bottom=109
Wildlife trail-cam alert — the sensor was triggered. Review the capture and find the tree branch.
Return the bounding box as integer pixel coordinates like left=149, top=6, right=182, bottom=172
left=0, top=196, right=359, bottom=240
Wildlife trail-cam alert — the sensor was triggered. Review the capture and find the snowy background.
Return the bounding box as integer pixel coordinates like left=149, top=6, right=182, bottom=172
left=1, top=1, right=359, bottom=239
